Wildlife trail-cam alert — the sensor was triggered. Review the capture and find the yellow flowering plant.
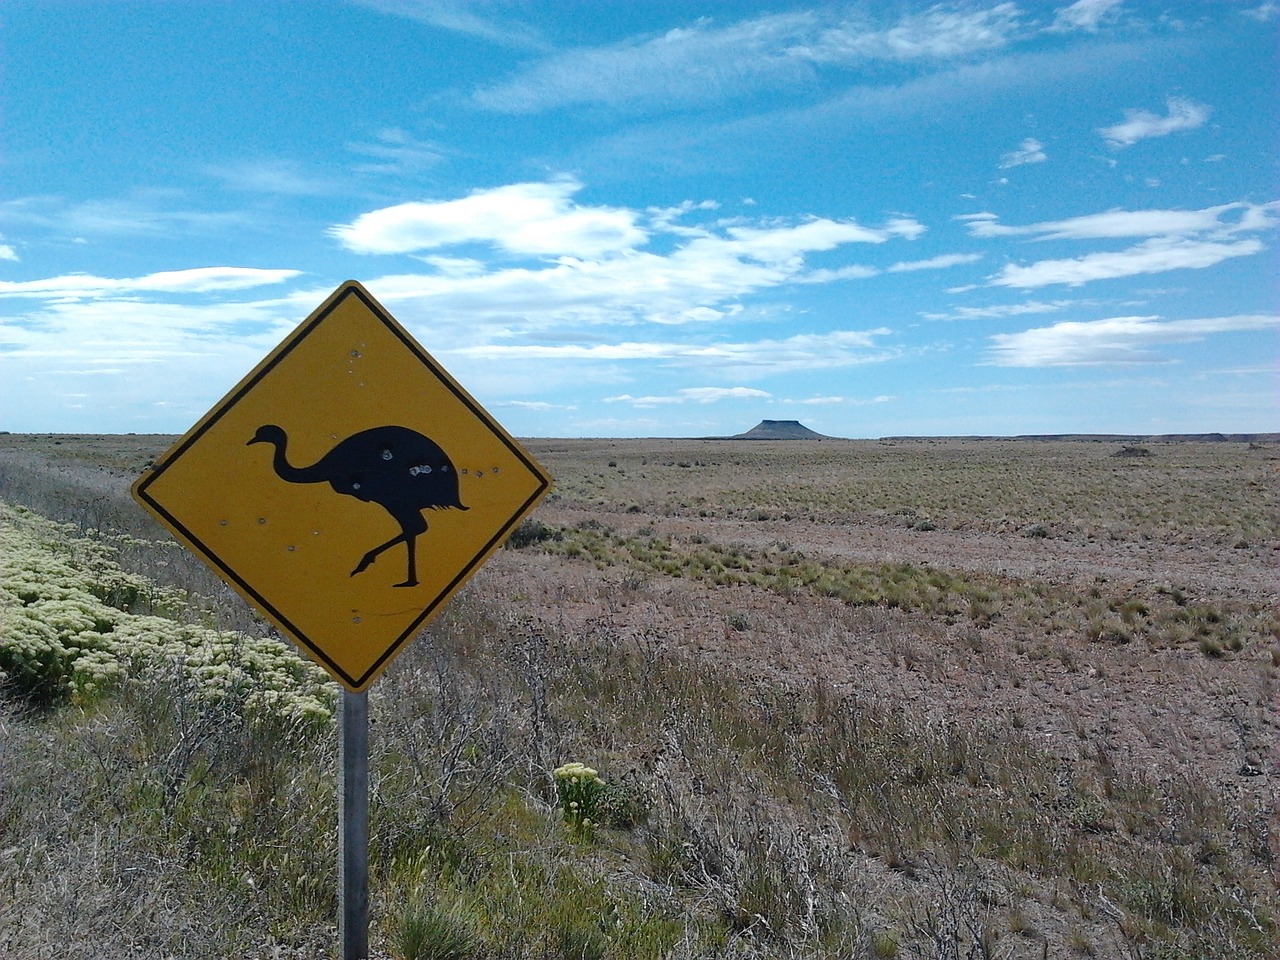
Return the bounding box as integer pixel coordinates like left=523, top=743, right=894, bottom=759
left=552, top=761, right=607, bottom=838
left=1, top=500, right=336, bottom=721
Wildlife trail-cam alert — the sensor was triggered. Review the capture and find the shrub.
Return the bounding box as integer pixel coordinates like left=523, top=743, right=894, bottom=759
left=0, top=500, right=335, bottom=721
left=598, top=771, right=652, bottom=829
left=504, top=518, right=562, bottom=549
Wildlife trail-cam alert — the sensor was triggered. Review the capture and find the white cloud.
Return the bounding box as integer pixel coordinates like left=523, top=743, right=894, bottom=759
left=987, top=236, right=1263, bottom=288
left=0, top=267, right=302, bottom=299
left=959, top=199, right=1278, bottom=289
left=0, top=295, right=304, bottom=390
left=495, top=400, right=576, bottom=411
left=472, top=11, right=817, bottom=112
left=352, top=0, right=547, bottom=50
left=330, top=179, right=647, bottom=257
left=1, top=190, right=252, bottom=238
left=469, top=5, right=1021, bottom=113
left=681, top=386, right=771, bottom=403
left=988, top=313, right=1279, bottom=365
left=363, top=252, right=780, bottom=330
left=606, top=386, right=771, bottom=406
left=455, top=328, right=897, bottom=375
left=0, top=244, right=17, bottom=262
left=1048, top=0, right=1124, bottom=33
left=998, top=137, right=1047, bottom=169
left=1099, top=97, right=1211, bottom=148
left=887, top=252, right=983, bottom=272
left=330, top=180, right=927, bottom=330
left=420, top=256, right=487, bottom=277
left=1242, top=3, right=1278, bottom=22
left=802, top=4, right=1021, bottom=62
left=205, top=159, right=338, bottom=196
left=785, top=394, right=894, bottom=405
left=789, top=395, right=847, bottom=405
left=958, top=201, right=1270, bottom=240
left=800, top=264, right=882, bottom=283
left=346, top=128, right=446, bottom=175
left=921, top=299, right=1076, bottom=321
left=721, top=215, right=920, bottom=264
left=803, top=250, right=977, bottom=283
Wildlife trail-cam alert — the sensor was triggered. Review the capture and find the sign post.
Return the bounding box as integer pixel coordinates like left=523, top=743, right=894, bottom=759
left=132, top=281, right=552, bottom=958
left=339, top=690, right=369, bottom=960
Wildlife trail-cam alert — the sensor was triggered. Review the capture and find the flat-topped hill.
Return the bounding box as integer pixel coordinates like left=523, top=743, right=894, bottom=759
left=730, top=419, right=832, bottom=440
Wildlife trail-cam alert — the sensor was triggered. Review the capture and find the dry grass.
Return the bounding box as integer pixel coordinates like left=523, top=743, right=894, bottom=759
left=532, top=437, right=1278, bottom=546
left=1, top=432, right=1276, bottom=959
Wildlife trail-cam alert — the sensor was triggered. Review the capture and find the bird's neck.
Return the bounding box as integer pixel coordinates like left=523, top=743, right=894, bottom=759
left=268, top=440, right=326, bottom=484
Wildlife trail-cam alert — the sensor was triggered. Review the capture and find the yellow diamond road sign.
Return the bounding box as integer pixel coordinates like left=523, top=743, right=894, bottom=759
left=132, top=281, right=552, bottom=692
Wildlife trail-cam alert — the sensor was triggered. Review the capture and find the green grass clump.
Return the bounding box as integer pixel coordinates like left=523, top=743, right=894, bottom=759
left=530, top=522, right=1273, bottom=659
left=394, top=902, right=475, bottom=960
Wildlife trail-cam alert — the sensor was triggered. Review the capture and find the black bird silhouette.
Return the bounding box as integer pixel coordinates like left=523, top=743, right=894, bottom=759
left=247, top=424, right=467, bottom=588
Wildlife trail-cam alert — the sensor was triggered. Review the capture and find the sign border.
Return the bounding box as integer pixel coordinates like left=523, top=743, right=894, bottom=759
left=132, top=280, right=551, bottom=691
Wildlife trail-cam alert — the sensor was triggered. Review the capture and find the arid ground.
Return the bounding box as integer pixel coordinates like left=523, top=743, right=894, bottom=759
left=1, top=432, right=1276, bottom=959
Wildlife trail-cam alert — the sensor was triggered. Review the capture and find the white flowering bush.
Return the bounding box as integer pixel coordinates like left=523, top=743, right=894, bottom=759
left=552, top=761, right=607, bottom=838
left=0, top=500, right=336, bottom=721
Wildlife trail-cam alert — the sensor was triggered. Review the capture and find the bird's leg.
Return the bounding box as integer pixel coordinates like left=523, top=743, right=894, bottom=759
left=351, top=533, right=407, bottom=578
left=395, top=533, right=420, bottom=589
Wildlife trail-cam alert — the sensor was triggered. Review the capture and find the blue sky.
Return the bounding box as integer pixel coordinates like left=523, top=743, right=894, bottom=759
left=1, top=0, right=1276, bottom=438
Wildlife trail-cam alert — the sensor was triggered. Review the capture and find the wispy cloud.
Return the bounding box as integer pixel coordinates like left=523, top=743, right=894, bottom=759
left=988, top=313, right=1278, bottom=365
left=606, top=386, right=771, bottom=406
left=205, top=159, right=339, bottom=196
left=998, top=137, right=1047, bottom=169
left=0, top=294, right=305, bottom=377
left=0, top=242, right=17, bottom=262
left=0, top=285, right=324, bottom=432
left=0, top=190, right=252, bottom=238
left=957, top=201, right=1270, bottom=240
left=800, top=4, right=1021, bottom=62
left=959, top=199, right=1278, bottom=289
left=494, top=399, right=577, bottom=412
left=1099, top=96, right=1211, bottom=147
left=988, top=237, right=1263, bottom=288
left=0, top=267, right=301, bottom=299
left=1048, top=0, right=1124, bottom=33
left=783, top=394, right=894, bottom=405
left=469, top=4, right=1023, bottom=113
left=888, top=253, right=983, bottom=272
left=801, top=251, right=979, bottom=284
left=455, top=328, right=897, bottom=375
left=921, top=299, right=1077, bottom=321
left=346, top=128, right=446, bottom=175
left=472, top=11, right=817, bottom=113
left=352, top=0, right=546, bottom=50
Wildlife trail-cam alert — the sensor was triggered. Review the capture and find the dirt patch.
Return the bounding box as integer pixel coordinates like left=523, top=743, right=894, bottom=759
left=491, top=443, right=1278, bottom=821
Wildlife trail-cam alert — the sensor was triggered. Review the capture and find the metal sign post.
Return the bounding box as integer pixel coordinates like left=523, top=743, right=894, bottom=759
left=339, top=690, right=370, bottom=960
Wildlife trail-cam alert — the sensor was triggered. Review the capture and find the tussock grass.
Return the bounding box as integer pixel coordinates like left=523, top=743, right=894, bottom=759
left=533, top=438, right=1279, bottom=547
left=531, top=522, right=1276, bottom=659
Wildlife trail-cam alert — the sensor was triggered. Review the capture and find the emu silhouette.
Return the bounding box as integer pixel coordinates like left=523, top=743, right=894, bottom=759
left=248, top=424, right=466, bottom=588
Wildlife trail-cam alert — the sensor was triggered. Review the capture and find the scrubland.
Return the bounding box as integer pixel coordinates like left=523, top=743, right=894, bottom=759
left=1, top=433, right=1276, bottom=959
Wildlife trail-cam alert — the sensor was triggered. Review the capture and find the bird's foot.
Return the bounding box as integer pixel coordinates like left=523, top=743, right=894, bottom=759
left=393, top=578, right=420, bottom=588
left=351, top=553, right=377, bottom=577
